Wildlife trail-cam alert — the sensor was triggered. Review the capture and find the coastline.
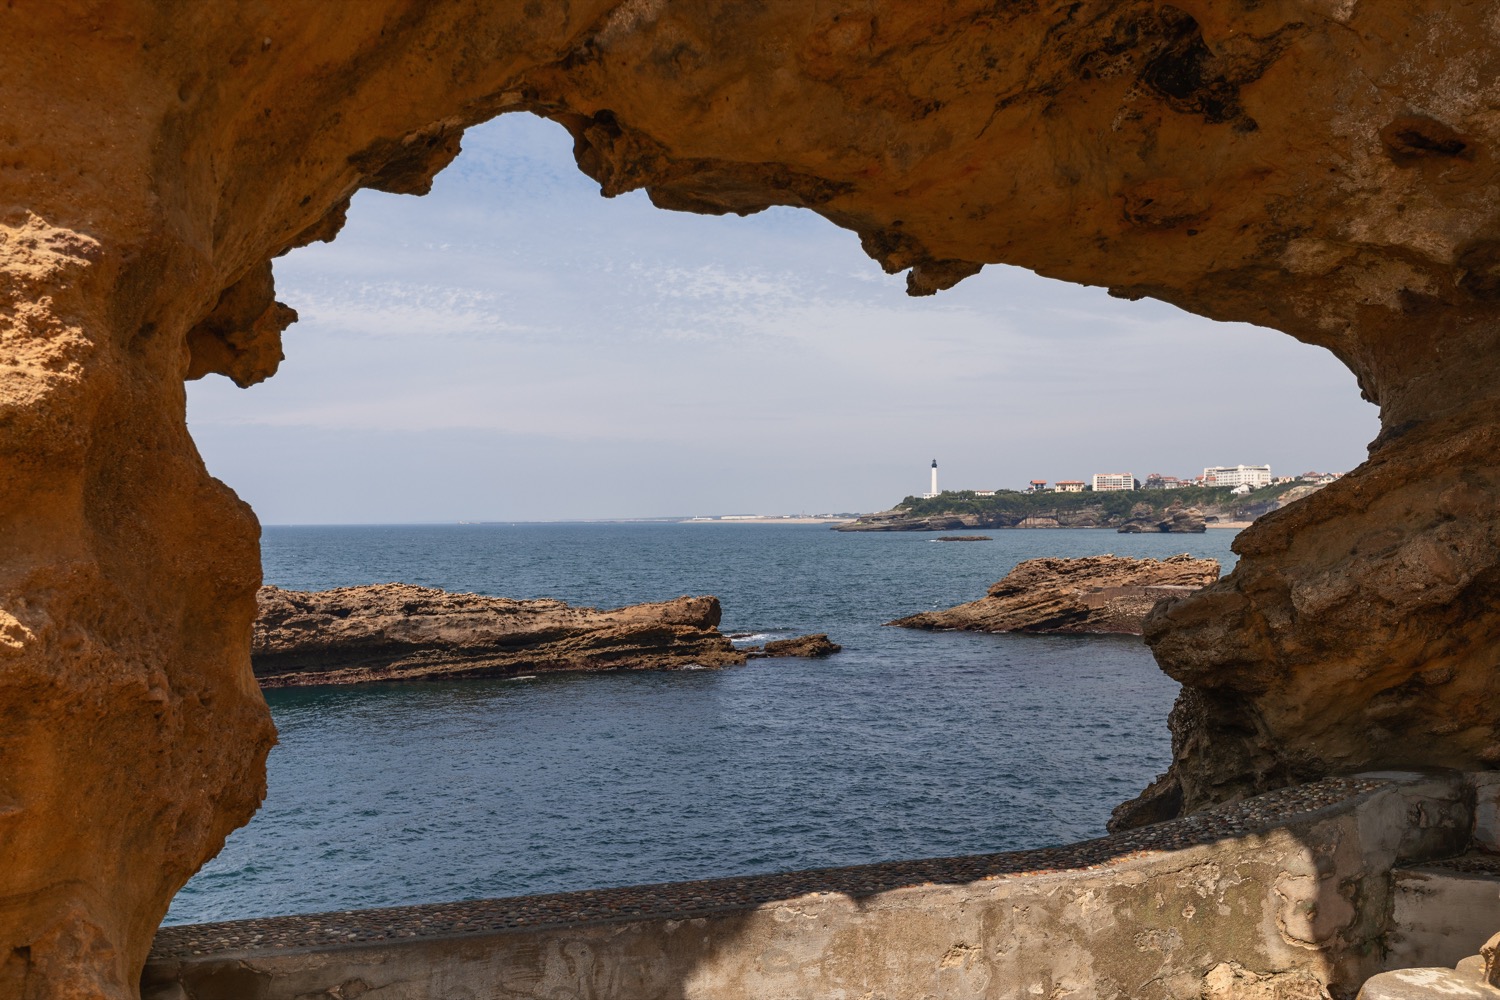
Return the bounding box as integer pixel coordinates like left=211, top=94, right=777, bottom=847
left=679, top=517, right=856, bottom=525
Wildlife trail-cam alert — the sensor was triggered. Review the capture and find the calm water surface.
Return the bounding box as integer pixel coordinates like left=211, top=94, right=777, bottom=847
left=166, top=523, right=1237, bottom=924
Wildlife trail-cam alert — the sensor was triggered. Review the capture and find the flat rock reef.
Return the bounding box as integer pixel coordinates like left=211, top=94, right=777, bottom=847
left=889, top=554, right=1220, bottom=635
left=253, top=584, right=834, bottom=687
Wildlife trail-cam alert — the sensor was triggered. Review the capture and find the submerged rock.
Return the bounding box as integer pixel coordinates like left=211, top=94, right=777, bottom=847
left=887, top=554, right=1220, bottom=635
left=1118, top=508, right=1208, bottom=533
left=253, top=584, right=747, bottom=686
left=749, top=634, right=842, bottom=658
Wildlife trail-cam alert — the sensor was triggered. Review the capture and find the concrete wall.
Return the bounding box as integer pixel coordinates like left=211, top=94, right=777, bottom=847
left=142, top=773, right=1475, bottom=1000
left=1386, top=868, right=1500, bottom=971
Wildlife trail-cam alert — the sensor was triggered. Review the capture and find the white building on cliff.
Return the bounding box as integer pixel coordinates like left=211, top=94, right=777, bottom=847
left=1203, top=464, right=1272, bottom=489
left=1092, top=472, right=1136, bottom=492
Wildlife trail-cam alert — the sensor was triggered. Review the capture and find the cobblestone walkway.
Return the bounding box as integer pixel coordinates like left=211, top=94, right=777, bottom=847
left=151, top=775, right=1385, bottom=959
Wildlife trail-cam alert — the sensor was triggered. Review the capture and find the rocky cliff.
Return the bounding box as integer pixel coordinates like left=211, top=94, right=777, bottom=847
left=253, top=585, right=746, bottom=686
left=840, top=506, right=1130, bottom=531
left=9, top=3, right=1500, bottom=995
left=839, top=490, right=1288, bottom=532
left=889, top=555, right=1221, bottom=635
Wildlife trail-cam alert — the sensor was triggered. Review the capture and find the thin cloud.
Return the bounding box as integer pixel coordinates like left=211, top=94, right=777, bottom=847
left=188, top=112, right=1378, bottom=523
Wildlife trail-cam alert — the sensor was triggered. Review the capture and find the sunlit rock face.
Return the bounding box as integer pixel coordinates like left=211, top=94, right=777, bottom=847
left=5, top=1, right=1500, bottom=994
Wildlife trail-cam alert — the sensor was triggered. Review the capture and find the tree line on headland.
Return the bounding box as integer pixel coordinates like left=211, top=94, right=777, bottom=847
left=899, top=482, right=1301, bottom=518
left=837, top=481, right=1315, bottom=532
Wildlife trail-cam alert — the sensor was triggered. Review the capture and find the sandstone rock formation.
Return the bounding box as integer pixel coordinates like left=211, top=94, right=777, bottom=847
left=1118, top=507, right=1208, bottom=533
left=253, top=585, right=745, bottom=686
left=1129, top=413, right=1500, bottom=824
left=749, top=634, right=842, bottom=658
left=889, top=554, right=1221, bottom=635
left=8, top=2, right=1500, bottom=995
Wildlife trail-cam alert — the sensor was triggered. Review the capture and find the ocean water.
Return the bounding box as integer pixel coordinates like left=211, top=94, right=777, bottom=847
left=165, top=523, right=1238, bottom=925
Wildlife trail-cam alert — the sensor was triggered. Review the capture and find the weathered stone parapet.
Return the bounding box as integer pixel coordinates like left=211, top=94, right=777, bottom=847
left=141, top=773, right=1476, bottom=1000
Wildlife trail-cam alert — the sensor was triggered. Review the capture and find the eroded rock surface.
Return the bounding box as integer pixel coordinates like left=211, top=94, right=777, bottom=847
left=1131, top=407, right=1500, bottom=820
left=889, top=554, right=1220, bottom=635
left=8, top=1, right=1500, bottom=995
left=253, top=585, right=743, bottom=685
left=749, top=633, right=842, bottom=658
left=1118, top=507, right=1208, bottom=534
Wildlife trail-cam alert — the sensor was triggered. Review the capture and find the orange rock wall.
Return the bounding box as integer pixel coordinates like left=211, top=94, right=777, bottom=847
left=5, top=2, right=1500, bottom=995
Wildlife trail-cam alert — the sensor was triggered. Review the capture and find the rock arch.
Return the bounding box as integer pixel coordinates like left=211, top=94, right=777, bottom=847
left=5, top=2, right=1500, bottom=995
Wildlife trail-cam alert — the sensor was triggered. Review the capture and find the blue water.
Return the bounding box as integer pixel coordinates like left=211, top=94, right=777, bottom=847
left=165, top=524, right=1237, bottom=924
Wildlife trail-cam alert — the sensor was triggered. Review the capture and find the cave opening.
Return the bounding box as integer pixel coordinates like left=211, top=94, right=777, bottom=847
left=10, top=4, right=1500, bottom=996
left=168, top=111, right=1378, bottom=925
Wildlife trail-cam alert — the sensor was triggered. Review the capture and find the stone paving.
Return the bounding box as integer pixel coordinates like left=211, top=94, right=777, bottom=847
left=151, top=775, right=1387, bottom=959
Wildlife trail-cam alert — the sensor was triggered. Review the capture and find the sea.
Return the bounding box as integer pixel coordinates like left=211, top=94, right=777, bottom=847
left=164, top=523, right=1238, bottom=925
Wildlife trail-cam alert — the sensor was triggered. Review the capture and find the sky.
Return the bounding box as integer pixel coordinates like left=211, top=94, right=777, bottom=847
left=186, top=113, right=1379, bottom=524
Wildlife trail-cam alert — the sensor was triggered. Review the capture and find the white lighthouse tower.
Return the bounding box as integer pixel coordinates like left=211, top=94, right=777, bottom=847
left=923, top=459, right=939, bottom=498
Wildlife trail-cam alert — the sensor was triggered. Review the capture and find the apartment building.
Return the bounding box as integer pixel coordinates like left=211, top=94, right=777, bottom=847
left=1203, top=464, right=1272, bottom=489
left=1092, top=472, right=1136, bottom=492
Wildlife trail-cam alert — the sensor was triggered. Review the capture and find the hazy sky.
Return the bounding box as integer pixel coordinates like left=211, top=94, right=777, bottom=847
left=187, top=114, right=1379, bottom=524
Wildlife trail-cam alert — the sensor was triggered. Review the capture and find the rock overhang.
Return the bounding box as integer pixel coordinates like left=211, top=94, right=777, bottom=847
left=7, top=2, right=1500, bottom=996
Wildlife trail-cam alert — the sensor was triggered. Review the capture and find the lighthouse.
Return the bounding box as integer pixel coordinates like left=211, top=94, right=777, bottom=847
left=924, top=459, right=939, bottom=498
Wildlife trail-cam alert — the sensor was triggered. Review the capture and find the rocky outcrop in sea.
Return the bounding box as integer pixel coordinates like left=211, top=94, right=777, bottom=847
left=253, top=584, right=834, bottom=687
left=887, top=554, right=1220, bottom=635
left=1117, top=507, right=1207, bottom=533
left=748, top=633, right=841, bottom=658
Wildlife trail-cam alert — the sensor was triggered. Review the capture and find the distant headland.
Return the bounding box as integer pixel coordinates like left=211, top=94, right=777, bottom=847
left=680, top=514, right=858, bottom=525
left=836, top=480, right=1329, bottom=533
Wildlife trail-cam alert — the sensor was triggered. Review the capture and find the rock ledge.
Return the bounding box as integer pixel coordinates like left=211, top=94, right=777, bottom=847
left=888, top=554, right=1220, bottom=635
left=253, top=584, right=751, bottom=686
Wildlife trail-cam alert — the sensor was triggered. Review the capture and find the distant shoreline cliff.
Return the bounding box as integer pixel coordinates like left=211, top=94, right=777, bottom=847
left=837, top=482, right=1323, bottom=533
